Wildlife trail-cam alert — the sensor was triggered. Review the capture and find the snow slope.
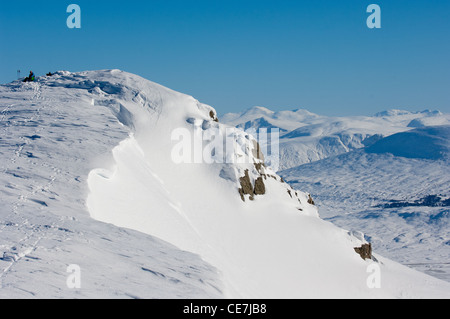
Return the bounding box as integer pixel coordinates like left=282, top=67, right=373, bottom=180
left=0, top=72, right=222, bottom=298
left=1, top=70, right=450, bottom=298
left=222, top=107, right=450, bottom=170
left=281, top=127, right=450, bottom=282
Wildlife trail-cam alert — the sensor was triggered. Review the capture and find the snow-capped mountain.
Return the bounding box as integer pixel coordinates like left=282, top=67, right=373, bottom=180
left=366, top=125, right=450, bottom=160
left=222, top=106, right=450, bottom=170
left=1, top=70, right=450, bottom=298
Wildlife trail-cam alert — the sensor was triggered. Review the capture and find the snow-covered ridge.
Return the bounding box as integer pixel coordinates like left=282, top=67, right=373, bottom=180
left=0, top=71, right=222, bottom=298
left=1, top=70, right=450, bottom=298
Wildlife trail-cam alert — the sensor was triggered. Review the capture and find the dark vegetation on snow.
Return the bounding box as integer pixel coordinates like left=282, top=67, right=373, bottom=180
left=378, top=195, right=450, bottom=208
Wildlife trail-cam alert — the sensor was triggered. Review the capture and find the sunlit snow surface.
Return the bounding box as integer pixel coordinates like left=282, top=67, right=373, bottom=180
left=1, top=70, right=449, bottom=298
left=225, top=105, right=450, bottom=284
left=0, top=71, right=222, bottom=298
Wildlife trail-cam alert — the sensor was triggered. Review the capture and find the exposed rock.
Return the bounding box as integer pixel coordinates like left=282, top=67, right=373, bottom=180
left=254, top=177, right=266, bottom=195
left=209, top=110, right=219, bottom=122
left=254, top=162, right=265, bottom=173
left=354, top=243, right=372, bottom=260
left=238, top=188, right=245, bottom=202
left=252, top=140, right=265, bottom=162
left=239, top=169, right=254, bottom=201
left=307, top=194, right=315, bottom=205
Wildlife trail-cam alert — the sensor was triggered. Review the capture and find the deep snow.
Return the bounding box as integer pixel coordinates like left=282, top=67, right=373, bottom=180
left=1, top=70, right=450, bottom=298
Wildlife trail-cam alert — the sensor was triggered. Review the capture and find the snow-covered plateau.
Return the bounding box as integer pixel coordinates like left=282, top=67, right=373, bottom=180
left=1, top=70, right=449, bottom=298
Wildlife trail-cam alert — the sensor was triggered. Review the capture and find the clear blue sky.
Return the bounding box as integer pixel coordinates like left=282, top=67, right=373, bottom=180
left=1, top=0, right=449, bottom=116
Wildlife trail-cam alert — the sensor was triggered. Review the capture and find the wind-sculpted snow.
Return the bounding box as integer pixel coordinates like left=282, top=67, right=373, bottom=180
left=82, top=71, right=450, bottom=298
left=0, top=71, right=222, bottom=298
left=1, top=70, right=450, bottom=298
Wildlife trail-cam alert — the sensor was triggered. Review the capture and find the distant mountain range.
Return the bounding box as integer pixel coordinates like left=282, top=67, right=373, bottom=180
left=222, top=106, right=450, bottom=170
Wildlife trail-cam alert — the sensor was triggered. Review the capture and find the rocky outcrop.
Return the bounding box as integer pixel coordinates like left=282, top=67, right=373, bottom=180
left=209, top=110, right=219, bottom=122
left=307, top=194, right=315, bottom=205
left=252, top=140, right=264, bottom=162
left=238, top=167, right=267, bottom=201
left=254, top=177, right=266, bottom=195
left=235, top=135, right=312, bottom=214
left=239, top=169, right=255, bottom=201
left=354, top=243, right=372, bottom=260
